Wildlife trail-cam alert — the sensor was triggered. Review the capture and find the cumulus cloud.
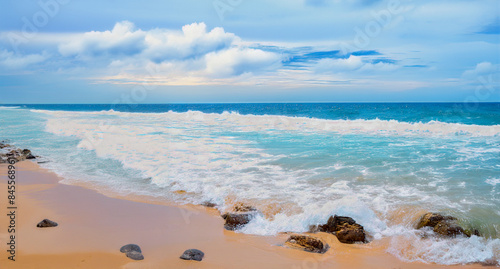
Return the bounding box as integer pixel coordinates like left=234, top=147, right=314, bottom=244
left=59, top=21, right=146, bottom=57
left=143, top=22, right=237, bottom=62
left=52, top=21, right=283, bottom=83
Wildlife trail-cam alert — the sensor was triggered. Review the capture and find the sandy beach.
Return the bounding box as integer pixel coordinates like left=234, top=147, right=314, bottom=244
left=0, top=161, right=487, bottom=269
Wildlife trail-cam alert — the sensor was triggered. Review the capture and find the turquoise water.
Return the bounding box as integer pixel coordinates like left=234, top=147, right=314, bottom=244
left=0, top=103, right=499, bottom=264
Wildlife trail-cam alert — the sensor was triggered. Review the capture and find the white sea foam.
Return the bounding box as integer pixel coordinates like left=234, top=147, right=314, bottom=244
left=33, top=109, right=500, bottom=137
left=30, top=108, right=500, bottom=265
left=0, top=106, right=21, bottom=109
left=486, top=178, right=500, bottom=186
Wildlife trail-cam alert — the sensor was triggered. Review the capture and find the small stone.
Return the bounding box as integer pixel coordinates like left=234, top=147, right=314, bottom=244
left=36, top=219, right=58, bottom=228
left=120, top=244, right=142, bottom=254
left=180, top=249, right=204, bottom=261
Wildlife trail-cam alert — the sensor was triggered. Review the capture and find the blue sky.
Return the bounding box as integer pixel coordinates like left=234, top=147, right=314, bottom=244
left=0, top=0, right=499, bottom=103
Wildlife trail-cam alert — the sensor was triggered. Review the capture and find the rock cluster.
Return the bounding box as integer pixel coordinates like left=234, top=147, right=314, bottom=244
left=120, top=244, right=144, bottom=260
left=285, top=234, right=329, bottom=254
left=311, top=215, right=367, bottom=244
left=0, top=142, right=36, bottom=163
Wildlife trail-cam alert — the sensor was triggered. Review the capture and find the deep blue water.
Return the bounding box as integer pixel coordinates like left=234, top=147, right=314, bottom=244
left=4, top=102, right=500, bottom=125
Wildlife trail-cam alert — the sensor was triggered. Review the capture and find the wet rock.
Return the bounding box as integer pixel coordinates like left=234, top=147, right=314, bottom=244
left=336, top=226, right=367, bottom=244
left=233, top=202, right=257, bottom=212
left=465, top=229, right=481, bottom=237
left=180, top=249, right=204, bottom=261
left=416, top=213, right=468, bottom=237
left=120, top=244, right=144, bottom=260
left=0, top=144, right=37, bottom=163
left=221, top=203, right=258, bottom=230
left=285, top=234, right=329, bottom=254
left=480, top=258, right=499, bottom=267
left=36, top=219, right=58, bottom=228
left=221, top=212, right=254, bottom=230
left=315, top=215, right=367, bottom=244
left=416, top=212, right=456, bottom=229
left=22, top=149, right=36, bottom=159
left=120, top=244, right=142, bottom=254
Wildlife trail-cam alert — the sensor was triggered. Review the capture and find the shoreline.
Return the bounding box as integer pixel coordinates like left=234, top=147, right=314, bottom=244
left=0, top=161, right=487, bottom=268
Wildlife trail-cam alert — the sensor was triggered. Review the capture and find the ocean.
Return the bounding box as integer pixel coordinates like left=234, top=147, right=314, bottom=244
left=1, top=103, right=499, bottom=265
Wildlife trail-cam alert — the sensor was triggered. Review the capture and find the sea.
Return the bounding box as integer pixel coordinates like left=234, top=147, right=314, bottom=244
left=0, top=103, right=499, bottom=265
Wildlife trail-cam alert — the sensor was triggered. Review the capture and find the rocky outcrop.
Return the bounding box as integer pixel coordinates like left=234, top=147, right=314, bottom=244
left=180, top=249, right=204, bottom=261
left=221, top=203, right=258, bottom=231
left=311, top=215, right=367, bottom=244
left=284, top=234, right=329, bottom=254
left=36, top=219, right=58, bottom=228
left=0, top=142, right=37, bottom=163
left=120, top=244, right=144, bottom=260
left=416, top=213, right=468, bottom=237
left=221, top=212, right=254, bottom=231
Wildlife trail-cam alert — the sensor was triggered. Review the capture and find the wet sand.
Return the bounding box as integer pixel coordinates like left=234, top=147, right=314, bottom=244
left=0, top=161, right=485, bottom=269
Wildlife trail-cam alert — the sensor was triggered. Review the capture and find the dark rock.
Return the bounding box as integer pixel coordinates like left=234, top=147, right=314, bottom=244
left=285, top=234, right=329, bottom=254
left=180, top=249, right=204, bottom=261
left=22, top=149, right=36, bottom=159
left=416, top=213, right=468, bottom=238
left=320, top=215, right=357, bottom=233
left=221, top=212, right=254, bottom=230
left=416, top=212, right=456, bottom=229
left=36, top=219, right=58, bottom=228
left=120, top=244, right=144, bottom=261
left=126, top=251, right=144, bottom=260
left=120, top=244, right=142, bottom=254
left=336, top=226, right=367, bottom=244
left=434, top=222, right=466, bottom=237
left=315, top=215, right=367, bottom=244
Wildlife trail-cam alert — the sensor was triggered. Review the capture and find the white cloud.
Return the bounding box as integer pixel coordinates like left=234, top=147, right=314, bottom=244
left=462, top=62, right=499, bottom=78
left=0, top=49, right=48, bottom=69
left=143, top=22, right=237, bottom=62
left=58, top=21, right=146, bottom=57
left=315, top=55, right=364, bottom=72
left=205, top=47, right=281, bottom=77
left=314, top=55, right=399, bottom=73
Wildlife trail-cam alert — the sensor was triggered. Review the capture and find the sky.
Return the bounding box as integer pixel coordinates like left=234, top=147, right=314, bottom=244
left=0, top=0, right=499, bottom=103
